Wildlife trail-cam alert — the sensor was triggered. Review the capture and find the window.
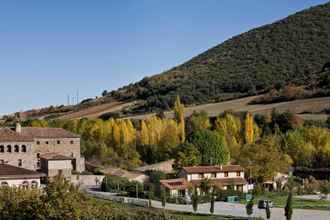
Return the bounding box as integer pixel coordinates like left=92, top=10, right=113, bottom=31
left=7, top=145, right=11, bottom=153
left=236, top=171, right=241, bottom=177
left=45, top=141, right=49, bottom=144
left=36, top=141, right=40, bottom=145
left=224, top=172, right=229, bottom=177
left=1, top=182, right=8, bottom=187
left=31, top=181, right=38, bottom=189
left=57, top=140, right=61, bottom=144
left=22, top=181, right=29, bottom=189
left=211, top=173, right=216, bottom=178
left=14, top=145, right=19, bottom=152
left=21, top=145, right=27, bottom=152
left=37, top=153, right=41, bottom=168
left=18, top=159, right=22, bottom=167
left=70, top=140, right=74, bottom=144
left=58, top=169, right=63, bottom=176
left=0, top=145, right=4, bottom=153
left=198, top=173, right=204, bottom=179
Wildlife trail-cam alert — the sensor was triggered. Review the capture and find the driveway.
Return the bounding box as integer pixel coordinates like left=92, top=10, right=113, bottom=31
left=85, top=188, right=330, bottom=220
left=151, top=200, right=330, bottom=220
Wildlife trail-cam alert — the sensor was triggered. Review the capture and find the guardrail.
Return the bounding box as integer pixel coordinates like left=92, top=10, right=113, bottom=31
left=86, top=189, right=150, bottom=207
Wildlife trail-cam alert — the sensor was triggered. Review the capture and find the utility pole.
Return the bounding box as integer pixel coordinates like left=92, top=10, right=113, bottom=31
left=76, top=89, right=79, bottom=104
left=136, top=183, right=138, bottom=199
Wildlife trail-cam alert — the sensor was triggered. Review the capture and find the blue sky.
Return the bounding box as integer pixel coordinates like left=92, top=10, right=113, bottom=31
left=0, top=0, right=328, bottom=115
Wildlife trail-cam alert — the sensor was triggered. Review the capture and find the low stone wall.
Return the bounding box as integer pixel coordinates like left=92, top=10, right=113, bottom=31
left=71, top=174, right=105, bottom=186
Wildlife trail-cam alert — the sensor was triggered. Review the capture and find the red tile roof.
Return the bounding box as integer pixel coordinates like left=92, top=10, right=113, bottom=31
left=0, top=164, right=46, bottom=180
left=0, top=127, right=79, bottom=142
left=20, top=127, right=80, bottom=139
left=160, top=178, right=190, bottom=190
left=0, top=128, right=33, bottom=142
left=182, top=165, right=244, bottom=174
left=40, top=153, right=73, bottom=160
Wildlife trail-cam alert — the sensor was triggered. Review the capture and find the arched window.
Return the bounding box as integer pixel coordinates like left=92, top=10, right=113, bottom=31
left=18, top=159, right=22, bottom=167
left=22, top=181, right=29, bottom=189
left=21, top=145, right=27, bottom=153
left=31, top=181, right=38, bottom=188
left=1, top=182, right=8, bottom=187
left=14, top=145, right=19, bottom=152
left=7, top=145, right=11, bottom=153
left=0, top=145, right=4, bottom=153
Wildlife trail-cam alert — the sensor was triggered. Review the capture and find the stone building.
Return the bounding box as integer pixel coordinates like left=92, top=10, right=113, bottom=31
left=0, top=124, right=85, bottom=174
left=160, top=165, right=249, bottom=198
left=0, top=163, right=45, bottom=188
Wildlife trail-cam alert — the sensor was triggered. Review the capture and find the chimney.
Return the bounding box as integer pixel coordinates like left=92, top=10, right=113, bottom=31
left=15, top=123, right=22, bottom=133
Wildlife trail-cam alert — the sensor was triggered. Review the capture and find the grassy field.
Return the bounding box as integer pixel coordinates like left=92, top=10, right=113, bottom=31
left=124, top=96, right=330, bottom=120
left=245, top=192, right=330, bottom=211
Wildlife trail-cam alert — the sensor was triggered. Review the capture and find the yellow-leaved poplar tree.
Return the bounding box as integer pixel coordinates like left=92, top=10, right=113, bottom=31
left=173, top=95, right=185, bottom=143
left=245, top=112, right=254, bottom=144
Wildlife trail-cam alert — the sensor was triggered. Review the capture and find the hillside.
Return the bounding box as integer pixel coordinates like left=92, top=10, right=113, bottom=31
left=123, top=96, right=330, bottom=121
left=109, top=2, right=330, bottom=112
left=5, top=2, right=330, bottom=121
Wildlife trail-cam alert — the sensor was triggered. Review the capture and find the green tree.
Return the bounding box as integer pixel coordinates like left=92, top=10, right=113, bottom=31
left=238, top=136, right=291, bottom=182
left=191, top=187, right=199, bottom=212
left=174, top=142, right=201, bottom=170
left=320, top=182, right=330, bottom=199
left=285, top=192, right=293, bottom=220
left=186, top=111, right=211, bottom=135
left=189, top=130, right=230, bottom=165
left=161, top=187, right=166, bottom=208
left=210, top=187, right=215, bottom=214
left=266, top=202, right=271, bottom=219
left=173, top=95, right=185, bottom=143
left=246, top=199, right=254, bottom=218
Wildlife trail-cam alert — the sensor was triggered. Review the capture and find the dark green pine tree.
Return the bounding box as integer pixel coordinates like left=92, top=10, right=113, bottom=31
left=266, top=202, right=271, bottom=219
left=285, top=192, right=293, bottom=220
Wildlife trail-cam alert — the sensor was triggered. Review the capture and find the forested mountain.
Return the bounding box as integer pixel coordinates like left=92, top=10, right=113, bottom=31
left=109, top=2, right=330, bottom=111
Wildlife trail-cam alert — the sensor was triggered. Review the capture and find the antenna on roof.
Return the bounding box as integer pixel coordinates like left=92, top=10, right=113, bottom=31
left=67, top=94, right=70, bottom=106
left=76, top=89, right=79, bottom=104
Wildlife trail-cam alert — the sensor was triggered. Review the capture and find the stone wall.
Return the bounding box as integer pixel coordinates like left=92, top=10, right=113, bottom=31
left=71, top=175, right=105, bottom=186
left=0, top=142, right=35, bottom=170
left=0, top=137, right=84, bottom=172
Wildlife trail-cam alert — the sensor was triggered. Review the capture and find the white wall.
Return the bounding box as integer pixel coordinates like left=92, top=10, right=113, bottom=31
left=48, top=160, right=72, bottom=169
left=189, top=171, right=245, bottom=180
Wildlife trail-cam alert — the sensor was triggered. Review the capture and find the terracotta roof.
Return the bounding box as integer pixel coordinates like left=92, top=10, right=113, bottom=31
left=0, top=128, right=33, bottom=142
left=0, top=127, right=79, bottom=142
left=190, top=178, right=247, bottom=187
left=0, top=164, right=46, bottom=180
left=40, top=153, right=73, bottom=160
left=182, top=165, right=244, bottom=174
left=160, top=178, right=190, bottom=190
left=19, top=127, right=80, bottom=139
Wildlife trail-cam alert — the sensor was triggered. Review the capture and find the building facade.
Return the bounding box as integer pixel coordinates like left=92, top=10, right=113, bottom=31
left=0, top=163, right=45, bottom=188
left=0, top=124, right=84, bottom=173
left=161, top=165, right=249, bottom=198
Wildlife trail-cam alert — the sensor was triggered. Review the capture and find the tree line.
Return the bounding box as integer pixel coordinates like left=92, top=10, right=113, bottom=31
left=24, top=97, right=330, bottom=182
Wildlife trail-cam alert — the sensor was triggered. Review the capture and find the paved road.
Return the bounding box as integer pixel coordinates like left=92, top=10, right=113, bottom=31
left=86, top=188, right=330, bottom=220
left=151, top=200, right=330, bottom=220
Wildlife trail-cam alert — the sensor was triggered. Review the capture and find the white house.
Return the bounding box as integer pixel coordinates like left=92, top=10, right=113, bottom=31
left=161, top=165, right=249, bottom=197
left=0, top=163, right=45, bottom=188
